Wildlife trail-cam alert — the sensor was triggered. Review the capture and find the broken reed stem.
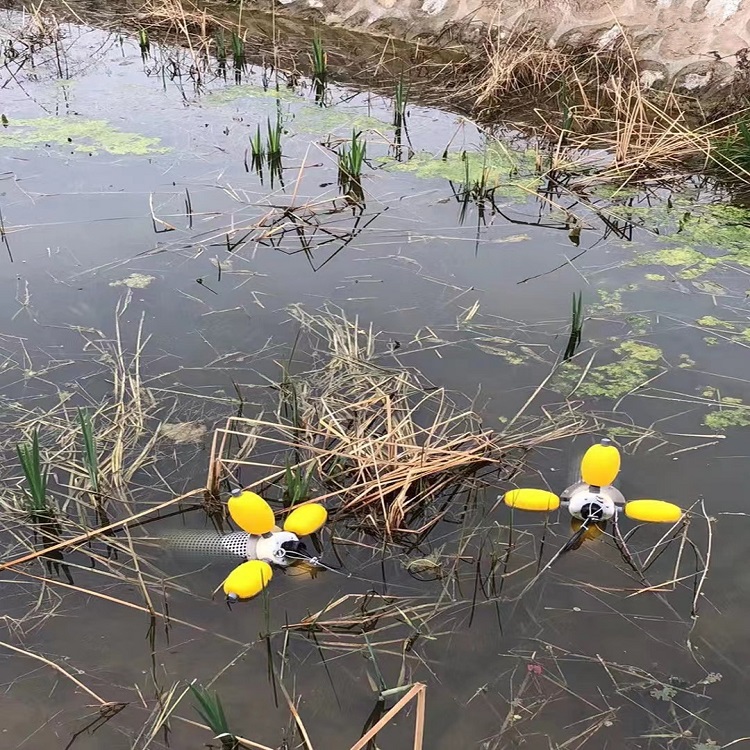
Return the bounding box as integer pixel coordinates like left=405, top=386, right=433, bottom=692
left=9, top=569, right=249, bottom=646
left=0, top=639, right=112, bottom=705
left=175, top=716, right=276, bottom=750
left=349, top=683, right=426, bottom=750
left=0, top=489, right=203, bottom=573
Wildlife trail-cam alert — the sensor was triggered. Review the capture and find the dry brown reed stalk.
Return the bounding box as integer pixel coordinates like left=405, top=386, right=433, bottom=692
left=471, top=28, right=573, bottom=105
left=349, top=682, right=426, bottom=750
left=0, top=296, right=223, bottom=649
left=546, top=83, right=745, bottom=184
left=0, top=637, right=118, bottom=705
left=464, top=23, right=750, bottom=185
left=208, top=306, right=589, bottom=539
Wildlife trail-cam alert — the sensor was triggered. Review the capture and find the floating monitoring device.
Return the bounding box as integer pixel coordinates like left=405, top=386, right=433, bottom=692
left=503, top=439, right=684, bottom=552
left=165, top=490, right=329, bottom=602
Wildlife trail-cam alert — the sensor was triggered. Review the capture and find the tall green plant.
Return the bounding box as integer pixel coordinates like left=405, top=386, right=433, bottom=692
left=17, top=429, right=73, bottom=582
left=215, top=29, right=227, bottom=79
left=138, top=29, right=150, bottom=60
left=78, top=408, right=99, bottom=493
left=231, top=32, right=245, bottom=83
left=283, top=459, right=314, bottom=508
left=563, top=291, right=584, bottom=361
left=338, top=129, right=366, bottom=202
left=393, top=73, right=408, bottom=130
left=17, top=428, right=49, bottom=514
left=310, top=35, right=327, bottom=103
left=189, top=683, right=237, bottom=750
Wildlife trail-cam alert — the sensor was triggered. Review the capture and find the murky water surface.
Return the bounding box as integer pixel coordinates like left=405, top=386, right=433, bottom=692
left=2, top=7, right=750, bottom=749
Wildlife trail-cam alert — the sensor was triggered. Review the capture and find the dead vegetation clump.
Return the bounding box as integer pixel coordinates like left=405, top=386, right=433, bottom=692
left=208, top=305, right=589, bottom=539
left=465, top=26, right=750, bottom=183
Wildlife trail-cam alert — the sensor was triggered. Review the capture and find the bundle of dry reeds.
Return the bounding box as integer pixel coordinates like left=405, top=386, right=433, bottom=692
left=467, top=25, right=750, bottom=183
left=208, top=306, right=588, bottom=538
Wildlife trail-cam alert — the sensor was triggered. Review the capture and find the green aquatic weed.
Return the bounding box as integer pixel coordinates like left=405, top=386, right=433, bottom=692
left=2, top=117, right=168, bottom=155
left=554, top=340, right=663, bottom=399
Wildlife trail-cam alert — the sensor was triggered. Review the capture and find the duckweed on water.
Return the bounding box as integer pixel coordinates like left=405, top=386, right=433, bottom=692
left=696, top=315, right=735, bottom=329
left=294, top=106, right=389, bottom=134
left=382, top=147, right=539, bottom=198
left=635, top=246, right=717, bottom=278
left=704, top=402, right=750, bottom=430
left=590, top=288, right=626, bottom=314
left=205, top=83, right=300, bottom=105
left=555, top=340, right=664, bottom=399
left=2, top=118, right=168, bottom=155
left=623, top=202, right=750, bottom=278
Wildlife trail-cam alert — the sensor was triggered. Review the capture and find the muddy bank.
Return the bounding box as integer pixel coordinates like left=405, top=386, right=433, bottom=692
left=242, top=0, right=750, bottom=95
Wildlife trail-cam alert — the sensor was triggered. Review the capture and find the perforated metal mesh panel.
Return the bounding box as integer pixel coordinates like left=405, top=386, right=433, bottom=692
left=163, top=531, right=251, bottom=559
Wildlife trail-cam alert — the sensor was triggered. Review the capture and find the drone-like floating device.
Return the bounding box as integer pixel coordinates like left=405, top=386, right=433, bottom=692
left=165, top=490, right=329, bottom=602
left=503, top=439, right=683, bottom=550
left=221, top=490, right=328, bottom=601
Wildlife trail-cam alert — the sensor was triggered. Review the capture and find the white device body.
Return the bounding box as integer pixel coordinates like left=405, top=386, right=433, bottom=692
left=254, top=530, right=299, bottom=567
left=560, top=481, right=626, bottom=521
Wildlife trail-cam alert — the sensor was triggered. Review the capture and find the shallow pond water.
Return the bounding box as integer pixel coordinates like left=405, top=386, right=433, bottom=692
left=2, top=7, right=750, bottom=750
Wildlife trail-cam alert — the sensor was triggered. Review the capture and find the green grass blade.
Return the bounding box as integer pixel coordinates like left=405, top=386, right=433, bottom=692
left=189, top=683, right=236, bottom=749
left=78, top=408, right=99, bottom=493
left=17, top=428, right=48, bottom=513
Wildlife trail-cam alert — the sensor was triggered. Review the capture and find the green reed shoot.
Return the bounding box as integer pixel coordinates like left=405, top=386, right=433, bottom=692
left=250, top=124, right=264, bottom=162
left=247, top=116, right=283, bottom=187
left=393, top=73, right=408, bottom=130
left=189, top=683, right=237, bottom=750
left=266, top=116, right=282, bottom=159
left=17, top=428, right=73, bottom=581
left=17, top=428, right=49, bottom=514
left=455, top=151, right=494, bottom=225
left=231, top=32, right=245, bottom=83
left=283, top=459, right=313, bottom=508
left=717, top=117, right=750, bottom=171
left=138, top=29, right=150, bottom=60
left=78, top=408, right=99, bottom=493
left=563, top=291, right=584, bottom=361
left=215, top=29, right=227, bottom=79
left=338, top=129, right=366, bottom=201
left=310, top=35, right=327, bottom=103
